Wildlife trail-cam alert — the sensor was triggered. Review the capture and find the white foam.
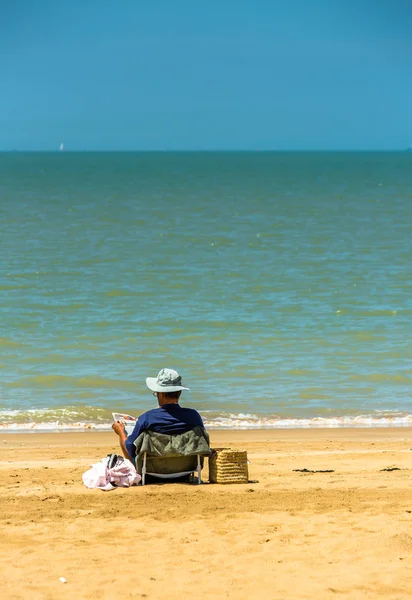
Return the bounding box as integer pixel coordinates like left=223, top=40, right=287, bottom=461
left=203, top=413, right=412, bottom=429
left=0, top=421, right=109, bottom=432
left=0, top=413, right=412, bottom=432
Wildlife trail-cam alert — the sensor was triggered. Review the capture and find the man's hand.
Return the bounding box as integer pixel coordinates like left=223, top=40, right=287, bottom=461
left=112, top=421, right=126, bottom=436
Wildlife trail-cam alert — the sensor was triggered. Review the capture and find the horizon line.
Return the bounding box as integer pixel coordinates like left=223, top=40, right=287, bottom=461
left=0, top=148, right=410, bottom=153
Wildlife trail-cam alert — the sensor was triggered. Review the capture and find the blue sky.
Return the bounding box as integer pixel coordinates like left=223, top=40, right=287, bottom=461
left=1, top=0, right=411, bottom=150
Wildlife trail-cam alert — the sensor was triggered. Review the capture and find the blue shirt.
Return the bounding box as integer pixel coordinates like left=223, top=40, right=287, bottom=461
left=125, top=404, right=204, bottom=460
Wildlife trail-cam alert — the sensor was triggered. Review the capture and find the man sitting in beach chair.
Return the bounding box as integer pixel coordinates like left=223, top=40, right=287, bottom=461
left=112, top=368, right=210, bottom=483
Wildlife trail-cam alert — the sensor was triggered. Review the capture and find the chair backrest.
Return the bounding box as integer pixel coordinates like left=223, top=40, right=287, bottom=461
left=133, top=426, right=211, bottom=475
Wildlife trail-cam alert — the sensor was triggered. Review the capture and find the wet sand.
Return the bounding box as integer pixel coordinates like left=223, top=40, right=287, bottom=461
left=1, top=428, right=412, bottom=599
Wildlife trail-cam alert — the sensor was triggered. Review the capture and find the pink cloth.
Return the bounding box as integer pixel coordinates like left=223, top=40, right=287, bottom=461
left=82, top=455, right=141, bottom=491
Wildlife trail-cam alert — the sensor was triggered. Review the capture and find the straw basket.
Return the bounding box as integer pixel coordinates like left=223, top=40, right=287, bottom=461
left=209, top=448, right=249, bottom=484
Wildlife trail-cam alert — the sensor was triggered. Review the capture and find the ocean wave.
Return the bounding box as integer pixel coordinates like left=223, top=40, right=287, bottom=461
left=0, top=409, right=411, bottom=432
left=7, top=375, right=138, bottom=389
left=203, top=413, right=412, bottom=429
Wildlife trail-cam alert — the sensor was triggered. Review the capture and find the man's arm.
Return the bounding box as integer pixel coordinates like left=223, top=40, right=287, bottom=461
left=112, top=421, right=132, bottom=461
left=192, top=409, right=205, bottom=429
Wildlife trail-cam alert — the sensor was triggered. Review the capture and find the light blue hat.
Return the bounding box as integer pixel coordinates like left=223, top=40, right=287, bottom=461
left=146, top=368, right=190, bottom=393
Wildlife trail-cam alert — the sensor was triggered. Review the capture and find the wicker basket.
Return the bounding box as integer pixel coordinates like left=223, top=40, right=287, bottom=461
left=209, top=448, right=249, bottom=484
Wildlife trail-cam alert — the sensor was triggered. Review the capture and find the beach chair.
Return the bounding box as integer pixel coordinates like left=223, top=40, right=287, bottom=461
left=133, top=426, right=211, bottom=486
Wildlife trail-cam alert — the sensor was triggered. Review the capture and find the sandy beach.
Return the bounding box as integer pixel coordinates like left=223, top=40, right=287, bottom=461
left=1, top=428, right=411, bottom=599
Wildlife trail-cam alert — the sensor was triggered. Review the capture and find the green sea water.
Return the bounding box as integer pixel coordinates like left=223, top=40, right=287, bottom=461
left=1, top=152, right=411, bottom=429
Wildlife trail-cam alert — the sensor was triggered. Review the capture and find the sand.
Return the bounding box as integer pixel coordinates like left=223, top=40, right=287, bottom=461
left=1, top=428, right=411, bottom=600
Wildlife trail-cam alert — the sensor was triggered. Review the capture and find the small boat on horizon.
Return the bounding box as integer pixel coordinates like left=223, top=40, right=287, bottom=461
left=59, top=143, right=64, bottom=152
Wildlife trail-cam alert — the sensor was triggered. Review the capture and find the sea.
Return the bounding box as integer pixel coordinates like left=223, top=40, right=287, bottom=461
left=1, top=151, right=411, bottom=431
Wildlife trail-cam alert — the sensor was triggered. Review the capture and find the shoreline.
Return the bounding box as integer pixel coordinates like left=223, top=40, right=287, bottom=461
left=2, top=426, right=412, bottom=443
left=1, top=422, right=412, bottom=435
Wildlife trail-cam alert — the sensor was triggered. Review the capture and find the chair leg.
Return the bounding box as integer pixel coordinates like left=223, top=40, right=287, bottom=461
left=197, top=454, right=201, bottom=484
left=142, top=453, right=147, bottom=486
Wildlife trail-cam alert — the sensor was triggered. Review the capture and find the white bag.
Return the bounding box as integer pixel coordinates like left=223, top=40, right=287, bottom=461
left=82, top=454, right=141, bottom=491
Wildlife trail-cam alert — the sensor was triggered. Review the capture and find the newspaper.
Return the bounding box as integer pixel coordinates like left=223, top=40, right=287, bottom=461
left=112, top=412, right=137, bottom=436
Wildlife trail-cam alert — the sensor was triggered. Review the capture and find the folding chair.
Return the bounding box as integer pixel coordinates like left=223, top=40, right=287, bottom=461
left=134, top=427, right=210, bottom=486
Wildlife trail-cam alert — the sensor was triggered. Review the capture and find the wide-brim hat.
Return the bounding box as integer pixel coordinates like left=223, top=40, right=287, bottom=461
left=146, top=368, right=190, bottom=393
